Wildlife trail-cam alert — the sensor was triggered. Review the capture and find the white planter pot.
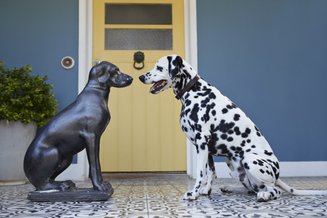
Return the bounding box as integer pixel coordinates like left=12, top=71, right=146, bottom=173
left=0, top=120, right=37, bottom=184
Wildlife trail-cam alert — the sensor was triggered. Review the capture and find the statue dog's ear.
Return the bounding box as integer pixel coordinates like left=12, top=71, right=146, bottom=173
left=97, top=68, right=110, bottom=84
left=170, top=55, right=183, bottom=78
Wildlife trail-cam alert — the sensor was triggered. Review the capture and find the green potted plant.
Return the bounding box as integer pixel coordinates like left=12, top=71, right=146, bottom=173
left=0, top=61, right=58, bottom=184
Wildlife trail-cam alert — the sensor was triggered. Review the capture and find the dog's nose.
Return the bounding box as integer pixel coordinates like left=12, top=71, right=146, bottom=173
left=139, top=75, right=145, bottom=83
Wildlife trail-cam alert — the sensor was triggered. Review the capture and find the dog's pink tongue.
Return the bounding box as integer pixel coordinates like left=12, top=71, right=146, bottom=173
left=150, top=80, right=166, bottom=94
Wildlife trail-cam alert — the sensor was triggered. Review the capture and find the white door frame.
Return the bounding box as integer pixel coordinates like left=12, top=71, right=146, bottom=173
left=59, top=0, right=198, bottom=180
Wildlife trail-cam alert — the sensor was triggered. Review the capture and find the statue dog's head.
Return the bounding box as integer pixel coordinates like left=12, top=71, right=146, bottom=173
left=88, top=61, right=133, bottom=89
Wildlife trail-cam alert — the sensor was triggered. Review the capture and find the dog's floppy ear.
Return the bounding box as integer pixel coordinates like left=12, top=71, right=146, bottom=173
left=173, top=56, right=183, bottom=69
left=97, top=68, right=110, bottom=84
left=170, top=55, right=183, bottom=78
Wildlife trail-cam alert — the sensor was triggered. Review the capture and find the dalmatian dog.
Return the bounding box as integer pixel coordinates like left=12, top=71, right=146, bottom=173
left=139, top=55, right=327, bottom=202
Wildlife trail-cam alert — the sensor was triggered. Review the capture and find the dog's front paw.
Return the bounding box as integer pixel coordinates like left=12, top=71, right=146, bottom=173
left=220, top=186, right=233, bottom=194
left=94, top=182, right=109, bottom=192
left=199, top=186, right=212, bottom=195
left=183, top=191, right=199, bottom=200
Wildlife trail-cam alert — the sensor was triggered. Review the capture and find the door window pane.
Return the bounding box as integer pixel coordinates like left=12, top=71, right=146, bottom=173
left=105, top=29, right=172, bottom=50
left=105, top=4, right=172, bottom=25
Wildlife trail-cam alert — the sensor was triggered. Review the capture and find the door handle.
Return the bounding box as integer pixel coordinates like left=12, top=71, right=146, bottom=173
left=133, top=51, right=145, bottom=70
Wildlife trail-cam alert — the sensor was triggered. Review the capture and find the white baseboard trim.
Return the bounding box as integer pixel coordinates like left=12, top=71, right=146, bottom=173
left=215, top=161, right=327, bottom=178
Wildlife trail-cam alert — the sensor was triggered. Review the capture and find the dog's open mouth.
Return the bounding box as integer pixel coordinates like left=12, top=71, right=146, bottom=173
left=150, top=80, right=168, bottom=94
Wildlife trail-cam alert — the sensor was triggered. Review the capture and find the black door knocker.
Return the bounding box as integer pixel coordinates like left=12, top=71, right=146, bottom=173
left=133, top=51, right=145, bottom=70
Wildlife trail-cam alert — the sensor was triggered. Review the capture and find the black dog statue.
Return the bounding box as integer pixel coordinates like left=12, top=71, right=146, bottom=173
left=24, top=61, right=132, bottom=201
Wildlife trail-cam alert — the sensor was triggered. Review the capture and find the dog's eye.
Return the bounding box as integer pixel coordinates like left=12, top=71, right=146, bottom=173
left=156, top=66, right=163, bottom=72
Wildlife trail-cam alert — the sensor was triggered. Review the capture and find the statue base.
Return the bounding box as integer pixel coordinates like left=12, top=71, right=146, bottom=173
left=27, top=185, right=113, bottom=202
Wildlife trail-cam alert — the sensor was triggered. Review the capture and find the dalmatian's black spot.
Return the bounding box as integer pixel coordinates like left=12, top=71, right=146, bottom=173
left=227, top=137, right=234, bottom=142
left=182, top=108, right=191, bottom=117
left=222, top=108, right=228, bottom=114
left=228, top=130, right=234, bottom=135
left=241, top=133, right=249, bottom=138
left=156, top=66, right=163, bottom=72
left=260, top=169, right=265, bottom=174
left=201, top=98, right=210, bottom=108
left=221, top=134, right=228, bottom=140
left=195, top=181, right=202, bottom=189
left=185, top=99, right=192, bottom=106
left=251, top=145, right=256, bottom=148
left=195, top=144, right=199, bottom=154
left=218, top=120, right=235, bottom=133
left=209, top=93, right=216, bottom=99
left=211, top=110, right=216, bottom=116
left=195, top=133, right=202, bottom=140
left=272, top=165, right=279, bottom=179
left=245, top=128, right=251, bottom=134
left=190, top=103, right=199, bottom=123
left=244, top=163, right=250, bottom=170
left=202, top=103, right=215, bottom=123
left=247, top=139, right=251, bottom=143
left=234, top=127, right=241, bottom=135
left=264, top=150, right=273, bottom=156
left=195, top=124, right=202, bottom=132
left=246, top=149, right=251, bottom=152
left=253, top=161, right=258, bottom=165
left=233, top=114, right=241, bottom=121
left=254, top=126, right=262, bottom=137
left=257, top=160, right=264, bottom=166
left=226, top=104, right=233, bottom=110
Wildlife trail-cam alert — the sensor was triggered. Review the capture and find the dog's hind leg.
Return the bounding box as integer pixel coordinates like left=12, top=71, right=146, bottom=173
left=241, top=154, right=282, bottom=201
left=25, top=146, right=68, bottom=191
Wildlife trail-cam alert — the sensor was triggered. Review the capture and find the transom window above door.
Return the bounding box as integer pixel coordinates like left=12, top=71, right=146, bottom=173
left=104, top=3, right=173, bottom=50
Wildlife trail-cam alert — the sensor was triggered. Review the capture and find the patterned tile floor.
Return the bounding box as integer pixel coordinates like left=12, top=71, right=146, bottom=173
left=1, top=173, right=327, bottom=218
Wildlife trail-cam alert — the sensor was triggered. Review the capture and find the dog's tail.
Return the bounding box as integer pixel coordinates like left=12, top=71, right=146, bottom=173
left=276, top=179, right=327, bottom=195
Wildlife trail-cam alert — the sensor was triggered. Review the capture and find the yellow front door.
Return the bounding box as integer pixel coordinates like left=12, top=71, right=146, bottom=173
left=93, top=0, right=186, bottom=172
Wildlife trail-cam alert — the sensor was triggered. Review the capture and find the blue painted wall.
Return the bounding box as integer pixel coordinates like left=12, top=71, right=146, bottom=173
left=197, top=0, right=327, bottom=161
left=0, top=0, right=79, bottom=111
